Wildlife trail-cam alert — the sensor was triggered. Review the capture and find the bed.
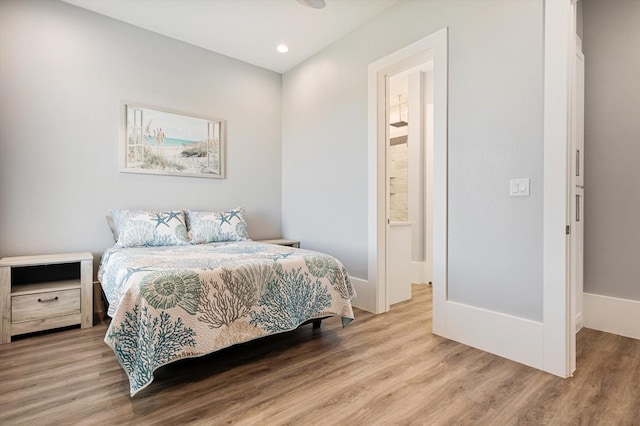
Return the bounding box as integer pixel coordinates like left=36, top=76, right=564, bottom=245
left=98, top=209, right=356, bottom=396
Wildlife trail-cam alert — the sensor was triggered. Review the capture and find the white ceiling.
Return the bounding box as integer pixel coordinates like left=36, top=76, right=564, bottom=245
left=62, top=0, right=398, bottom=74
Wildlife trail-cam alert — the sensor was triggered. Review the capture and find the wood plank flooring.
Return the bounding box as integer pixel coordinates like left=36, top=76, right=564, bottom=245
left=1, top=285, right=639, bottom=425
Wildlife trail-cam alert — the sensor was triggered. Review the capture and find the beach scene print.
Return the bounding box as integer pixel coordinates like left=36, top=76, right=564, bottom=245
left=125, top=105, right=223, bottom=178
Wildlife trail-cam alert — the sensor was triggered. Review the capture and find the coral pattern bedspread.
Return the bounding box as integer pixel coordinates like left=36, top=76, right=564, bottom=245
left=98, top=241, right=356, bottom=396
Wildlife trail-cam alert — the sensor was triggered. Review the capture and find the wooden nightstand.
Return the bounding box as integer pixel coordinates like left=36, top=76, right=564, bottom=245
left=0, top=252, right=93, bottom=344
left=257, top=239, right=300, bottom=248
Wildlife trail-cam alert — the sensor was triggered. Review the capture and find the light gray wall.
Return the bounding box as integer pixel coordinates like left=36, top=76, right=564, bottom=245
left=0, top=0, right=283, bottom=269
left=583, top=0, right=640, bottom=301
left=282, top=0, right=543, bottom=320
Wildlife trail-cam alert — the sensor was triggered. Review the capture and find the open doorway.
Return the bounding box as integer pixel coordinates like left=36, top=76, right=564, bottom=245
left=386, top=65, right=434, bottom=306
left=366, top=27, right=448, bottom=319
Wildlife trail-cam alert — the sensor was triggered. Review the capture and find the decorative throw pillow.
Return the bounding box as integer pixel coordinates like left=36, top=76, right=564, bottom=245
left=186, top=207, right=249, bottom=243
left=111, top=209, right=189, bottom=248
left=106, top=215, right=118, bottom=242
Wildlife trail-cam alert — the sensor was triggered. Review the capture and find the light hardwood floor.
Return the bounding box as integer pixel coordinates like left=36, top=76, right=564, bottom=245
left=1, top=285, right=639, bottom=425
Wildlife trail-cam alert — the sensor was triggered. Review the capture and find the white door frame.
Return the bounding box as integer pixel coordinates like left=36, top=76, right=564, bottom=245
left=365, top=0, right=576, bottom=378
left=367, top=28, right=448, bottom=315
left=542, top=0, right=576, bottom=377
left=568, top=0, right=584, bottom=375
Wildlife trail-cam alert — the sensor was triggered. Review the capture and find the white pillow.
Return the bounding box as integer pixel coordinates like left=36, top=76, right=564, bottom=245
left=186, top=207, right=249, bottom=244
left=111, top=209, right=189, bottom=248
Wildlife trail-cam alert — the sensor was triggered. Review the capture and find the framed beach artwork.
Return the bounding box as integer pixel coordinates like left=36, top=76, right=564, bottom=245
left=122, top=104, right=225, bottom=179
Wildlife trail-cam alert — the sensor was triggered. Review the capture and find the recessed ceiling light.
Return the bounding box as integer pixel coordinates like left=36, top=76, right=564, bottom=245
left=277, top=44, right=289, bottom=53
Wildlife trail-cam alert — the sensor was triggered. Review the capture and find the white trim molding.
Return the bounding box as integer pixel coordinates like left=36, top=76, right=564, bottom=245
left=442, top=302, right=544, bottom=370
left=367, top=27, right=448, bottom=315
left=349, top=277, right=375, bottom=313
left=542, top=0, right=573, bottom=378
left=584, top=293, right=640, bottom=340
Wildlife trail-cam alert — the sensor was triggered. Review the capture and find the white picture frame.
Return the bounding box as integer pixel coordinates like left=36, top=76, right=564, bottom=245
left=121, top=103, right=225, bottom=179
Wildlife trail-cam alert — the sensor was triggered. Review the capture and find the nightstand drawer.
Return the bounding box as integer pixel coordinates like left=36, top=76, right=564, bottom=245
left=12, top=289, right=80, bottom=323
left=1, top=252, right=93, bottom=343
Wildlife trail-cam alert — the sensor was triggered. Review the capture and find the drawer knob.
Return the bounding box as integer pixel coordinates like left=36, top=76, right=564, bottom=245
left=38, top=296, right=59, bottom=303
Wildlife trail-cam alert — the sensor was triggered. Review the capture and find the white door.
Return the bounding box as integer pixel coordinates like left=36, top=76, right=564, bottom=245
left=569, top=31, right=585, bottom=375
left=571, top=36, right=585, bottom=333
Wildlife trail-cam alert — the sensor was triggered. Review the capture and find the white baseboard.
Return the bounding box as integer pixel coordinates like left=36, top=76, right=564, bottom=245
left=584, top=292, right=640, bottom=340
left=435, top=300, right=544, bottom=370
left=351, top=275, right=546, bottom=372
left=350, top=277, right=376, bottom=313
left=353, top=276, right=546, bottom=370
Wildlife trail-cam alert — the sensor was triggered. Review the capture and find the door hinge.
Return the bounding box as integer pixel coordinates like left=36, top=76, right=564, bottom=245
left=566, top=225, right=570, bottom=235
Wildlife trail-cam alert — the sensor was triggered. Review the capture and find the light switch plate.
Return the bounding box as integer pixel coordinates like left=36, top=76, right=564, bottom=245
left=510, top=178, right=530, bottom=197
